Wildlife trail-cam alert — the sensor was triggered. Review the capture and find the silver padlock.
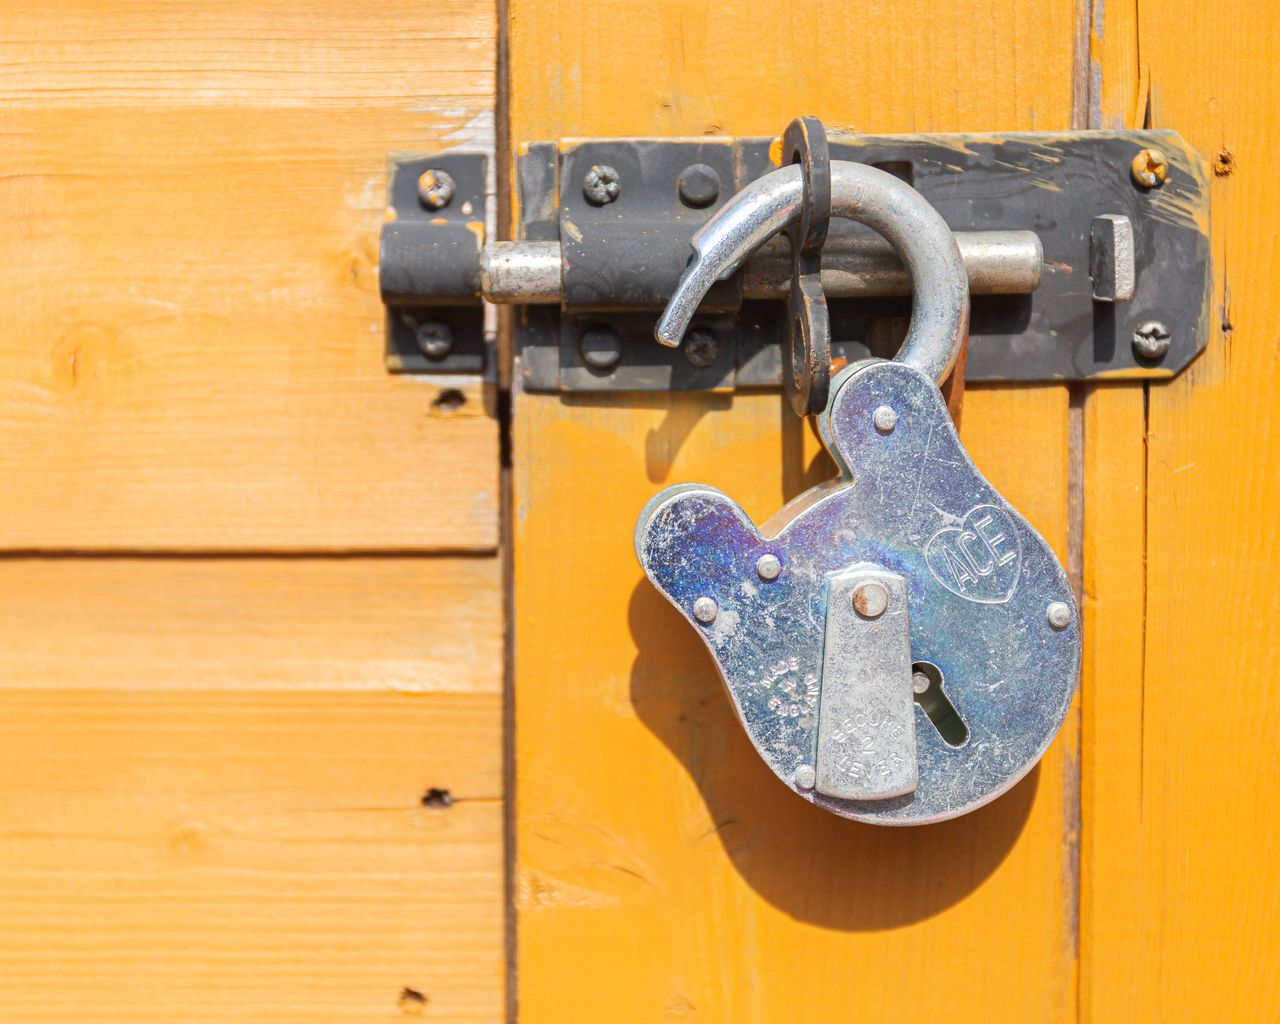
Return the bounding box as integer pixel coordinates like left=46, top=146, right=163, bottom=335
left=635, top=135, right=1079, bottom=825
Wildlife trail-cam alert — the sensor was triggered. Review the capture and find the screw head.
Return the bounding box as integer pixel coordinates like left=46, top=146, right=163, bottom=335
left=693, top=596, right=719, bottom=624
left=417, top=168, right=456, bottom=211
left=852, top=581, right=889, bottom=619
left=582, top=164, right=621, bottom=206
left=794, top=764, right=817, bottom=790
left=578, top=326, right=623, bottom=372
left=1132, top=320, right=1171, bottom=360
left=684, top=328, right=720, bottom=369
left=1047, top=601, right=1073, bottom=630
left=414, top=321, right=454, bottom=359
left=677, top=163, right=721, bottom=207
left=873, top=405, right=898, bottom=433
left=912, top=671, right=931, bottom=695
left=755, top=553, right=781, bottom=581
left=1131, top=148, right=1169, bottom=189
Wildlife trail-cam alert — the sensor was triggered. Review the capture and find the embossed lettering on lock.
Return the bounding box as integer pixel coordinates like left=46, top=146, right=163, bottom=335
left=636, top=128, right=1079, bottom=825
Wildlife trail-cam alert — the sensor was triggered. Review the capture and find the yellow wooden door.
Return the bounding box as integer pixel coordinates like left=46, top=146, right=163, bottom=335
left=509, top=1, right=1276, bottom=1022
left=2, top=1, right=1275, bottom=1021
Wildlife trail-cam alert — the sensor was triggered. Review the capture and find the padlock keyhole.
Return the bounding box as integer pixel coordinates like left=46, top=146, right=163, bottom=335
left=911, top=661, right=969, bottom=747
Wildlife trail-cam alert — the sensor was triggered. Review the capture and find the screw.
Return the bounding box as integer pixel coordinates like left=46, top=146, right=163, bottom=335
left=693, top=596, right=719, bottom=624
left=912, top=671, right=931, bottom=695
left=677, top=163, right=721, bottom=207
left=578, top=326, right=623, bottom=372
left=873, top=405, right=898, bottom=433
left=1132, top=320, right=1171, bottom=360
left=1131, top=149, right=1168, bottom=189
left=582, top=164, right=621, bottom=205
left=417, top=168, right=456, bottom=210
left=684, top=328, right=720, bottom=369
left=415, top=321, right=454, bottom=359
left=852, top=581, right=889, bottom=619
left=756, top=553, right=781, bottom=581
left=794, top=765, right=817, bottom=790
left=1047, top=601, right=1073, bottom=630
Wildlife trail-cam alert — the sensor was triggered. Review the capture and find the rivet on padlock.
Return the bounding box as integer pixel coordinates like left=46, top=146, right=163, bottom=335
left=638, top=119, right=1079, bottom=825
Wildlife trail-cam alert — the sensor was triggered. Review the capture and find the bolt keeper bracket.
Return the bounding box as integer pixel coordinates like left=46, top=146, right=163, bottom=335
left=379, top=128, right=1211, bottom=387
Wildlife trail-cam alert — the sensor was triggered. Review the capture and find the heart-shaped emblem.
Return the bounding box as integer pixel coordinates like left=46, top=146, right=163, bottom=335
left=925, top=504, right=1023, bottom=604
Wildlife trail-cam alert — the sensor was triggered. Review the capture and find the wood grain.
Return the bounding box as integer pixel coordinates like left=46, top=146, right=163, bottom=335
left=0, top=3, right=507, bottom=1016
left=513, top=388, right=1078, bottom=1022
left=509, top=2, right=1081, bottom=1009
left=1078, top=387, right=1146, bottom=1021
left=0, top=1, right=498, bottom=551
left=0, top=555, right=503, bottom=1020
left=0, top=690, right=502, bottom=1022
left=0, top=556, right=501, bottom=692
left=1082, top=0, right=1280, bottom=1015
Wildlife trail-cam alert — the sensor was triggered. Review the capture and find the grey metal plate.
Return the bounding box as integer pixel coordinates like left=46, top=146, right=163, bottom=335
left=635, top=360, right=1081, bottom=824
left=518, top=130, right=1210, bottom=388
left=382, top=153, right=488, bottom=375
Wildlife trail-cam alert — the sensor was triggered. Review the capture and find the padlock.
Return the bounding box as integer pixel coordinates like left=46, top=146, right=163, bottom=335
left=635, top=120, right=1079, bottom=825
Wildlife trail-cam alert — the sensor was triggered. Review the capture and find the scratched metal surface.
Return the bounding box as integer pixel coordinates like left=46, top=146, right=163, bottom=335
left=635, top=360, right=1080, bottom=824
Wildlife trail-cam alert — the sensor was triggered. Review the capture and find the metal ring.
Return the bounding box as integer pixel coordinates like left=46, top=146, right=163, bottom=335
left=655, top=161, right=970, bottom=388
left=783, top=116, right=831, bottom=255
left=780, top=117, right=834, bottom=417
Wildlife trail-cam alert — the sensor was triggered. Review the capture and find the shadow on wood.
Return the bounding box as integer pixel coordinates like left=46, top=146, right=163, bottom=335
left=628, top=578, right=1037, bottom=930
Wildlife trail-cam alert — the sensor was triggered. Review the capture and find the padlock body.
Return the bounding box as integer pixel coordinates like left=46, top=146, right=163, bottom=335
left=635, top=360, right=1080, bottom=824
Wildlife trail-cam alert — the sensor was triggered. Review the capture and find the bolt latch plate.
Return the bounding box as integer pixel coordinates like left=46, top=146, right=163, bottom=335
left=379, top=131, right=1211, bottom=385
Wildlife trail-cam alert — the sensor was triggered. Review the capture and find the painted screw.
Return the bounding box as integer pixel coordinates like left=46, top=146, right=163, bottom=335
left=417, top=168, right=456, bottom=210
left=1130, top=149, right=1168, bottom=189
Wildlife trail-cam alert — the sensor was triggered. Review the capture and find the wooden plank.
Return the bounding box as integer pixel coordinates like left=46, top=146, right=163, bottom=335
left=1082, top=0, right=1280, bottom=1015
left=0, top=554, right=503, bottom=1019
left=1076, top=7, right=1150, bottom=1018
left=0, top=690, right=502, bottom=1022
left=1078, top=387, right=1147, bottom=1021
left=0, top=556, right=501, bottom=692
left=509, top=3, right=1080, bottom=1012
left=0, top=2, right=498, bottom=551
left=513, top=391, right=1079, bottom=1021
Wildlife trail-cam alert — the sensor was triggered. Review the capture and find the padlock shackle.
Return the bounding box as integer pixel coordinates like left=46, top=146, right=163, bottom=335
left=655, top=161, right=970, bottom=389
